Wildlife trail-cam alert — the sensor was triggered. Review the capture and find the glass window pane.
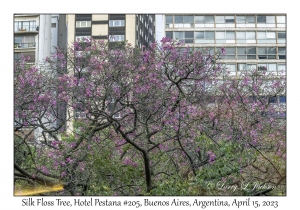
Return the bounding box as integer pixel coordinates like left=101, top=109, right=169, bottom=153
left=278, top=32, right=286, bottom=38
left=14, top=21, right=18, bottom=31
left=257, top=32, right=266, bottom=39
left=237, top=47, right=246, bottom=54
left=206, top=32, right=214, bottom=39
left=185, top=39, right=193, bottom=43
left=267, top=32, right=276, bottom=39
left=166, top=31, right=173, bottom=39
left=225, top=16, right=234, bottom=23
left=238, top=63, right=246, bottom=70
left=266, top=16, right=275, bottom=23
left=246, top=16, right=255, bottom=23
left=195, top=16, right=204, bottom=23
left=166, top=16, right=173, bottom=23
left=278, top=47, right=286, bottom=55
left=215, top=16, right=225, bottom=23
left=237, top=32, right=246, bottom=39
left=247, top=32, right=255, bottom=39
left=185, top=31, right=194, bottom=38
left=205, top=16, right=214, bottom=23
left=247, top=55, right=256, bottom=59
left=258, top=48, right=267, bottom=54
left=247, top=47, right=256, bottom=54
left=277, top=16, right=286, bottom=23
left=226, top=64, right=236, bottom=71
left=257, top=16, right=266, bottom=23
left=195, top=32, right=204, bottom=39
left=247, top=64, right=256, bottom=70
left=174, top=32, right=184, bottom=39
left=258, top=63, right=267, bottom=71
left=268, top=47, right=276, bottom=54
left=236, top=16, right=245, bottom=23
left=268, top=64, right=276, bottom=71
left=216, top=32, right=225, bottom=39
left=175, top=16, right=183, bottom=23
left=23, top=22, right=29, bottom=30
left=184, top=16, right=194, bottom=23
left=278, top=64, right=286, bottom=71
left=226, top=32, right=235, bottom=39
left=279, top=96, right=286, bottom=103
left=226, top=48, right=235, bottom=54
left=269, top=97, right=277, bottom=103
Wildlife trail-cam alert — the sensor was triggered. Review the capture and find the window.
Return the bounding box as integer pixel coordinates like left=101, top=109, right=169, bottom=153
left=238, top=63, right=257, bottom=72
left=257, top=16, right=276, bottom=27
left=236, top=15, right=255, bottom=27
left=215, top=16, right=234, bottom=27
left=51, top=23, right=56, bottom=28
left=277, top=16, right=286, bottom=27
left=183, top=16, right=194, bottom=28
left=109, top=20, right=125, bottom=27
left=258, top=47, right=276, bottom=59
left=175, top=16, right=183, bottom=23
left=256, top=63, right=276, bottom=72
left=166, top=15, right=173, bottom=28
left=278, top=47, right=286, bottom=59
left=184, top=31, right=194, bottom=43
left=257, top=31, right=276, bottom=43
left=166, top=31, right=173, bottom=39
left=225, top=64, right=236, bottom=75
left=278, top=64, right=286, bottom=75
left=216, top=31, right=235, bottom=43
left=269, top=96, right=277, bottom=103
left=217, top=47, right=235, bottom=59
left=236, top=31, right=256, bottom=43
left=76, top=21, right=91, bottom=28
left=279, top=96, right=286, bottom=103
left=14, top=36, right=36, bottom=48
left=278, top=32, right=286, bottom=43
left=75, top=36, right=91, bottom=41
left=173, top=15, right=194, bottom=28
left=173, top=31, right=194, bottom=43
left=195, top=15, right=214, bottom=27
left=14, top=52, right=35, bottom=63
left=195, top=31, right=214, bottom=43
left=14, top=21, right=36, bottom=32
left=237, top=47, right=256, bottom=59
left=109, top=35, right=125, bottom=42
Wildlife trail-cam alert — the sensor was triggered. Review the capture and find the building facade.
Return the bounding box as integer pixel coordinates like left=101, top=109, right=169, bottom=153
left=66, top=14, right=155, bottom=49
left=14, top=14, right=67, bottom=63
left=163, top=14, right=286, bottom=116
left=163, top=14, right=286, bottom=76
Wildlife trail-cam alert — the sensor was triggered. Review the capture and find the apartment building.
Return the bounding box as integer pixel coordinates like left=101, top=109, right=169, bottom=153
left=14, top=14, right=67, bottom=64
left=66, top=14, right=155, bottom=49
left=164, top=14, right=286, bottom=75
left=163, top=14, right=286, bottom=117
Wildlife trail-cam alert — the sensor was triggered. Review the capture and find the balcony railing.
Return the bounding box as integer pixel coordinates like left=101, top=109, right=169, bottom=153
left=14, top=27, right=37, bottom=32
left=14, top=43, right=36, bottom=48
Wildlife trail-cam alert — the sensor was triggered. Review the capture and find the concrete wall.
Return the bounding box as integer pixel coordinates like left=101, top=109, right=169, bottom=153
left=92, top=15, right=108, bottom=21
left=51, top=15, right=58, bottom=54
left=67, top=14, right=75, bottom=46
left=92, top=24, right=108, bottom=36
left=38, top=14, right=52, bottom=61
left=126, top=15, right=135, bottom=45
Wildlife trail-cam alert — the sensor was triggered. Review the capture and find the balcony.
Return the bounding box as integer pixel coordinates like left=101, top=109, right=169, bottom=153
left=14, top=27, right=38, bottom=33
left=14, top=42, right=36, bottom=49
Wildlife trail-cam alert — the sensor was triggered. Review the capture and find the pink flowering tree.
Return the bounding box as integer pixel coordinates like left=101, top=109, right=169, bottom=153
left=14, top=37, right=286, bottom=195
